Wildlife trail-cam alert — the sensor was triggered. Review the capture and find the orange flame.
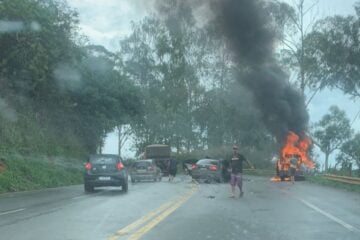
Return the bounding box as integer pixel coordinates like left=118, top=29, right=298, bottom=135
left=271, top=176, right=291, bottom=182
left=280, top=131, right=315, bottom=169
left=298, top=136, right=315, bottom=169
left=271, top=131, right=315, bottom=182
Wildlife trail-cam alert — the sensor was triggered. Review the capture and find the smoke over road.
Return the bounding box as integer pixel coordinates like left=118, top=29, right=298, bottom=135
left=215, top=0, right=308, bottom=143
left=156, top=0, right=309, bottom=144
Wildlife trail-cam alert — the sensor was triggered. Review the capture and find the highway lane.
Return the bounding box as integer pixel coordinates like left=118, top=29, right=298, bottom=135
left=0, top=175, right=194, bottom=240
left=0, top=175, right=359, bottom=240
left=144, top=177, right=360, bottom=240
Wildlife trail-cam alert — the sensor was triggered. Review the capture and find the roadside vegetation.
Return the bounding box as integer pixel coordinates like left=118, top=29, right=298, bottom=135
left=1, top=0, right=360, bottom=192
left=306, top=176, right=360, bottom=193
left=0, top=0, right=142, bottom=157
left=0, top=154, right=83, bottom=193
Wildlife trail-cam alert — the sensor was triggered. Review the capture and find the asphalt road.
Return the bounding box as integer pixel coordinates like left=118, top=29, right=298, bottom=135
left=0, top=175, right=359, bottom=240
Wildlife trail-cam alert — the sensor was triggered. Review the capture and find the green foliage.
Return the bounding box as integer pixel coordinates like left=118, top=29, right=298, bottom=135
left=337, top=133, right=360, bottom=173
left=0, top=0, right=142, bottom=155
left=0, top=0, right=80, bottom=98
left=0, top=154, right=83, bottom=192
left=120, top=11, right=201, bottom=151
left=267, top=0, right=319, bottom=94
left=0, top=107, right=86, bottom=156
left=264, top=0, right=297, bottom=40
left=306, top=175, right=360, bottom=193
left=303, top=4, right=360, bottom=97
left=0, top=0, right=293, bottom=177
left=120, top=5, right=275, bottom=159
left=312, top=106, right=353, bottom=171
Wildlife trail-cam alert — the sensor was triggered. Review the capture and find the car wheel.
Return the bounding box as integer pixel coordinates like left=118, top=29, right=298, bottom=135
left=84, top=183, right=94, bottom=193
left=122, top=181, right=128, bottom=193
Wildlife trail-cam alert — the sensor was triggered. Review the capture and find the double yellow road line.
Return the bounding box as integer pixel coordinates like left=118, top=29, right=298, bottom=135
left=108, top=183, right=198, bottom=240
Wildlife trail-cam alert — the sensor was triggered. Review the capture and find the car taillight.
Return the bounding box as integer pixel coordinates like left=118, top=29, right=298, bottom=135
left=209, top=165, right=217, bottom=171
left=192, top=164, right=198, bottom=170
left=85, top=162, right=92, bottom=171
left=116, top=162, right=124, bottom=170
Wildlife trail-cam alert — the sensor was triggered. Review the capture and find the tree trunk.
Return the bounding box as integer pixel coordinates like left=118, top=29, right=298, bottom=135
left=176, top=139, right=180, bottom=154
left=186, top=140, right=191, bottom=153
left=98, top=144, right=102, bottom=154
left=118, top=125, right=122, bottom=157
left=299, top=0, right=306, bottom=96
left=325, top=152, right=329, bottom=172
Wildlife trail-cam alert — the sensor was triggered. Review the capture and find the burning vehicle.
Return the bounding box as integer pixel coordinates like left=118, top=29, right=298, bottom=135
left=273, top=132, right=315, bottom=181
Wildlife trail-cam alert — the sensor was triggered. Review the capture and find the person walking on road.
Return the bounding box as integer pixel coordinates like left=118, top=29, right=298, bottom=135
left=229, top=145, right=252, bottom=198
left=168, top=158, right=178, bottom=182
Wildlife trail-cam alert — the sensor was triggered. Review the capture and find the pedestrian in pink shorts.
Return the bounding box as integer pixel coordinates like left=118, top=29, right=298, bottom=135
left=229, top=145, right=253, bottom=198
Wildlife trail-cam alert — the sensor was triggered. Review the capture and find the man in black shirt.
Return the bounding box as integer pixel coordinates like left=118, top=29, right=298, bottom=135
left=229, top=145, right=252, bottom=198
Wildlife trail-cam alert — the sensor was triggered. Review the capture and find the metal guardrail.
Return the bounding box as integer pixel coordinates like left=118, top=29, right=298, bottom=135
left=323, top=174, right=360, bottom=185
left=240, top=170, right=360, bottom=185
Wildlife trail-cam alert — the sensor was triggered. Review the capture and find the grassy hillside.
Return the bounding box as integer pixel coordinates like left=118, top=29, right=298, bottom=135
left=0, top=154, right=84, bottom=193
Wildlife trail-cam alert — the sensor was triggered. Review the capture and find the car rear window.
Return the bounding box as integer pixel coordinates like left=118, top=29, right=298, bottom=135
left=90, top=156, right=118, bottom=164
left=134, top=161, right=151, bottom=168
left=197, top=159, right=219, bottom=166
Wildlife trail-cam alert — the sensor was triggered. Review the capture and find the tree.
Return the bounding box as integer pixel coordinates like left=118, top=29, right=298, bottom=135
left=117, top=125, right=132, bottom=157
left=0, top=0, right=81, bottom=101
left=119, top=4, right=205, bottom=153
left=266, top=0, right=320, bottom=102
left=0, top=0, right=86, bottom=155
left=116, top=0, right=277, bottom=162
left=303, top=3, right=360, bottom=98
left=72, top=45, right=142, bottom=152
left=336, top=133, right=360, bottom=176
left=0, top=0, right=142, bottom=155
left=312, top=106, right=353, bottom=171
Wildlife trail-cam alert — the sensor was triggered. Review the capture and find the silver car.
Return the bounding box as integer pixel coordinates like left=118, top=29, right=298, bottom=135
left=130, top=159, right=162, bottom=183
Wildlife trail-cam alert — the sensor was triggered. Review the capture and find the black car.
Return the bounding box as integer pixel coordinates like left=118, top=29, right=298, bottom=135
left=84, top=154, right=128, bottom=193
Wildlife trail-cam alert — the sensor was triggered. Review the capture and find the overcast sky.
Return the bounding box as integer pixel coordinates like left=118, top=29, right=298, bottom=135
left=68, top=0, right=360, bottom=167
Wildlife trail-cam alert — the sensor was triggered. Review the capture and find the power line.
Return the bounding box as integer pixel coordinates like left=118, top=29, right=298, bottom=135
left=351, top=108, right=360, bottom=127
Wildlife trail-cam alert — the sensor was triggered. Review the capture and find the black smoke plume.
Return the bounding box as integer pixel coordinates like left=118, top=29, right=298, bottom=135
left=215, top=0, right=309, bottom=143
left=156, top=0, right=309, bottom=143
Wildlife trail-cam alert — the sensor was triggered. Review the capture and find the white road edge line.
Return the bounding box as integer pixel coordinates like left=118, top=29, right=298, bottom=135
left=0, top=208, right=25, bottom=216
left=299, top=198, right=359, bottom=232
